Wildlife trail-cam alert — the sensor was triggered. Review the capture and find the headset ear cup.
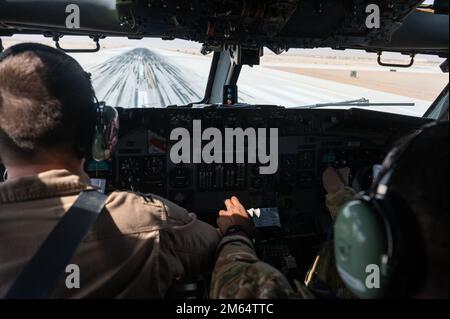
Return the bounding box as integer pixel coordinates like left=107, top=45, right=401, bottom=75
left=334, top=199, right=391, bottom=299
left=91, top=128, right=105, bottom=161
left=92, top=105, right=119, bottom=162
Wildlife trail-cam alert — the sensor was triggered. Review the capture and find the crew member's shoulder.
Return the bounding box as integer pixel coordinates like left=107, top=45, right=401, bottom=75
left=103, top=191, right=193, bottom=233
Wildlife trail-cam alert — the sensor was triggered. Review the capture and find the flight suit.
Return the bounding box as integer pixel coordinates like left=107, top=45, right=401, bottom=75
left=210, top=187, right=356, bottom=299
left=0, top=169, right=221, bottom=298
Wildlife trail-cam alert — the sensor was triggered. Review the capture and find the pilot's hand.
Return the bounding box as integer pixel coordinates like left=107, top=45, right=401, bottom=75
left=217, top=196, right=255, bottom=238
left=323, top=167, right=351, bottom=194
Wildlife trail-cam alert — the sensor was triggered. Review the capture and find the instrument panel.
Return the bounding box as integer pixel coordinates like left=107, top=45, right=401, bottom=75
left=85, top=107, right=429, bottom=242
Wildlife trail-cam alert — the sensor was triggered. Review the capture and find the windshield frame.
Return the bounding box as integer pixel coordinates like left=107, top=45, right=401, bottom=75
left=424, top=84, right=450, bottom=119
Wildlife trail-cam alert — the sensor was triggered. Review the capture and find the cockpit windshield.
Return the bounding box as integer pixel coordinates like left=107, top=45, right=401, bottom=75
left=3, top=35, right=448, bottom=117
left=3, top=35, right=213, bottom=108
left=238, top=49, right=448, bottom=117
left=71, top=38, right=212, bottom=108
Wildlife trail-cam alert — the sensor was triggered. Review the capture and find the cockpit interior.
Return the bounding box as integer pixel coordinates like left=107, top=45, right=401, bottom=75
left=0, top=0, right=448, bottom=298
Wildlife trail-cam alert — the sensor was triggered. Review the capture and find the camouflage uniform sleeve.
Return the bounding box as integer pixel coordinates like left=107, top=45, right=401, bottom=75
left=210, top=236, right=300, bottom=299
left=305, top=186, right=357, bottom=299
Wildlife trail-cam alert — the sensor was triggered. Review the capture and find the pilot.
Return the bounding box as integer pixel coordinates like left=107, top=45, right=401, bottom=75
left=334, top=122, right=449, bottom=299
left=210, top=122, right=449, bottom=299
left=0, top=43, right=221, bottom=298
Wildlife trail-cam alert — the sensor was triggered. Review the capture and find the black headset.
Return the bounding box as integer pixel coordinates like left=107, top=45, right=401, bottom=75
left=334, top=121, right=448, bottom=299
left=0, top=43, right=119, bottom=162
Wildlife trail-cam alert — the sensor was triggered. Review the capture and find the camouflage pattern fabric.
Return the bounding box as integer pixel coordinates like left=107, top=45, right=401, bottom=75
left=210, top=187, right=356, bottom=299
left=210, top=236, right=300, bottom=299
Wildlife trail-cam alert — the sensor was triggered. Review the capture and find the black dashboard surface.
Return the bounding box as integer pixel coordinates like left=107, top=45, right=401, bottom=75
left=85, top=107, right=428, bottom=236
left=0, top=107, right=430, bottom=232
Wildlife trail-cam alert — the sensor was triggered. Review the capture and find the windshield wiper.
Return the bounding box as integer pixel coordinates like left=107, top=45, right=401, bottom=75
left=296, top=98, right=415, bottom=109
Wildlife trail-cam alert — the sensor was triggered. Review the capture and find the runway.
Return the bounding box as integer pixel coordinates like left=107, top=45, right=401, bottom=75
left=85, top=48, right=204, bottom=108
left=74, top=47, right=433, bottom=116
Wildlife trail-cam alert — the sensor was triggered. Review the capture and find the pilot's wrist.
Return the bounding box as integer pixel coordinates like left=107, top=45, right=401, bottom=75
left=225, top=225, right=253, bottom=239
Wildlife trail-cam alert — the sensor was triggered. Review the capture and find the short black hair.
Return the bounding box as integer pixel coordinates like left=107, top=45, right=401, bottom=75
left=390, top=122, right=449, bottom=298
left=0, top=43, right=96, bottom=159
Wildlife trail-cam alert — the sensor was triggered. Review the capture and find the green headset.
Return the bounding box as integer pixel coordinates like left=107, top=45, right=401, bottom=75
left=0, top=43, right=119, bottom=162
left=86, top=76, right=119, bottom=162
left=334, top=122, right=448, bottom=299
